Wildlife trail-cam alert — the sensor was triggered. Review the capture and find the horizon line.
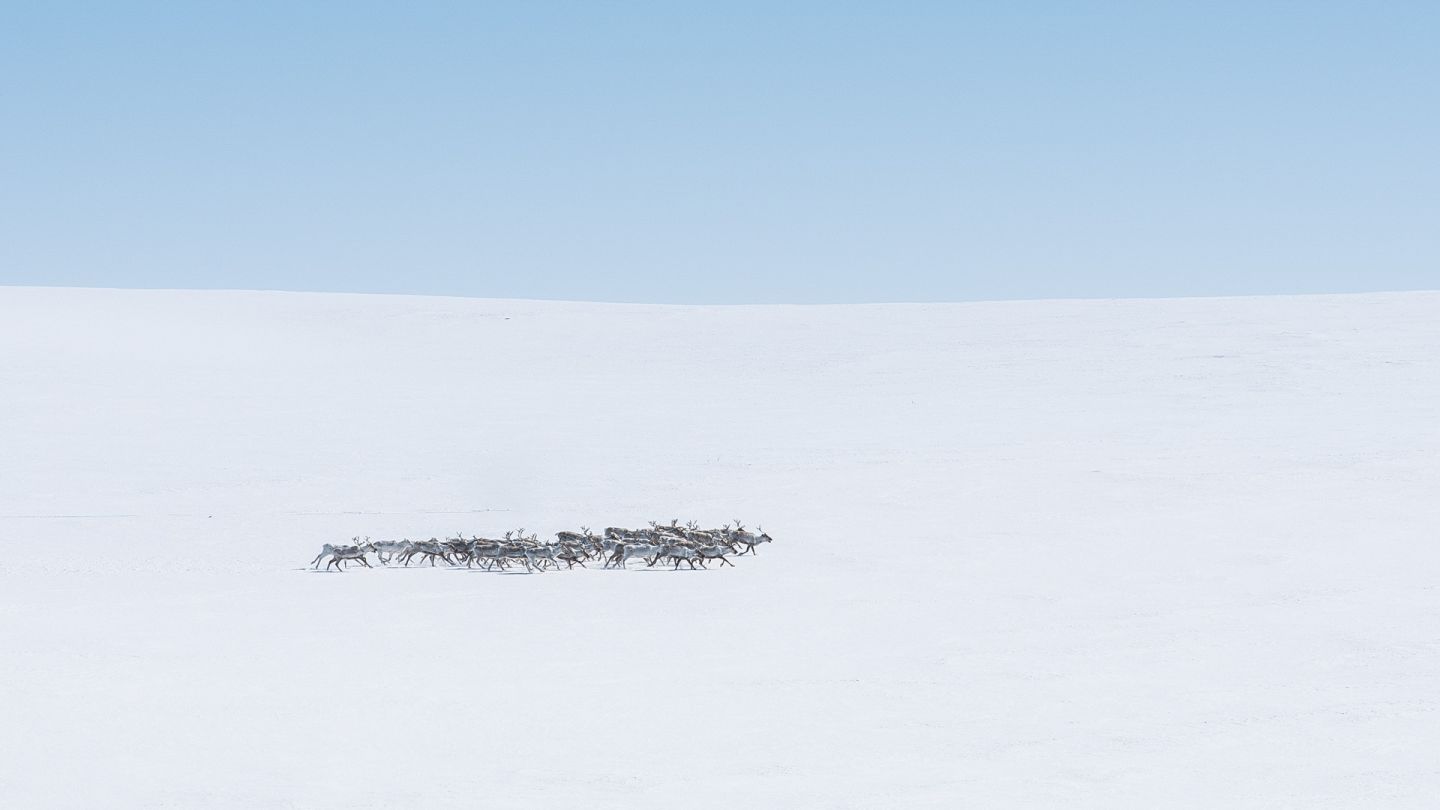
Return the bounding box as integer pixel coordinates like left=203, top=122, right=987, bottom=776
left=2, top=282, right=1437, bottom=309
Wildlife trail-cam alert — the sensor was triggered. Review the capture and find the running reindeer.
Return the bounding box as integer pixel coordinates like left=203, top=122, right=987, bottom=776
left=306, top=521, right=774, bottom=573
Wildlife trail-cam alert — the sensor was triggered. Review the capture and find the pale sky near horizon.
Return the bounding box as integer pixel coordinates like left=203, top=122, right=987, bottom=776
left=2, top=2, right=1436, bottom=303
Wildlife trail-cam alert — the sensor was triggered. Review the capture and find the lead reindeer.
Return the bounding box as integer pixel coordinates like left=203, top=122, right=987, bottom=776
left=728, top=521, right=773, bottom=555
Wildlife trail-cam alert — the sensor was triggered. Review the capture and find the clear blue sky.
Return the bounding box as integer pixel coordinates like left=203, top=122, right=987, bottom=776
left=2, top=2, right=1436, bottom=303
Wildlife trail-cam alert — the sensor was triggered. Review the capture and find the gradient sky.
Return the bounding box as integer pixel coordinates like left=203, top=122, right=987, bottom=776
left=2, top=2, right=1436, bottom=303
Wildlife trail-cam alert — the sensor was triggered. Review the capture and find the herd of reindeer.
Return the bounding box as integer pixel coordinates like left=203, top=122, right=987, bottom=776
left=308, top=520, right=775, bottom=573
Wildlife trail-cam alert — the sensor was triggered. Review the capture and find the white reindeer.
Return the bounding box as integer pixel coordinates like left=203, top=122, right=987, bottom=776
left=606, top=542, right=661, bottom=569
left=325, top=544, right=373, bottom=572
left=696, top=544, right=736, bottom=568
left=311, top=538, right=364, bottom=569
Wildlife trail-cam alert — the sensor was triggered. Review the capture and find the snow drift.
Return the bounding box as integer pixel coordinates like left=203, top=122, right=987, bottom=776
left=1, top=287, right=1438, bottom=808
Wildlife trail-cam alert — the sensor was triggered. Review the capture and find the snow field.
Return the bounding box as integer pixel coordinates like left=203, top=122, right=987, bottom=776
left=1, top=287, right=1438, bottom=808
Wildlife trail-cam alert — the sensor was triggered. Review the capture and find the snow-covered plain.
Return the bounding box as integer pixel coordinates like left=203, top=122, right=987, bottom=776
left=1, top=287, right=1438, bottom=808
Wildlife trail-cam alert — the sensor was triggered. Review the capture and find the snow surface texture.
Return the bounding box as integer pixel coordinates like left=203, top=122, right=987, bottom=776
left=2, top=287, right=1438, bottom=808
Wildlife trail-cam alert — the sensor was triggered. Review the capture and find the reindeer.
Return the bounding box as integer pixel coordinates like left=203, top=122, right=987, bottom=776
left=652, top=542, right=701, bottom=570
left=556, top=543, right=589, bottom=569
left=304, top=520, right=769, bottom=573
left=440, top=533, right=472, bottom=564
left=325, top=544, right=374, bottom=571
left=400, top=538, right=453, bottom=567
left=310, top=538, right=363, bottom=569
left=696, top=544, right=736, bottom=568
left=466, top=538, right=506, bottom=569
left=500, top=545, right=533, bottom=572
left=606, top=542, right=661, bottom=569
left=523, top=539, right=560, bottom=572
left=728, top=522, right=773, bottom=555
left=372, top=540, right=410, bottom=565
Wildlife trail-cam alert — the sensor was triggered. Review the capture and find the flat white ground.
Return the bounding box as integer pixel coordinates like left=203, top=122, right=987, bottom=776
left=1, top=287, right=1437, bottom=808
